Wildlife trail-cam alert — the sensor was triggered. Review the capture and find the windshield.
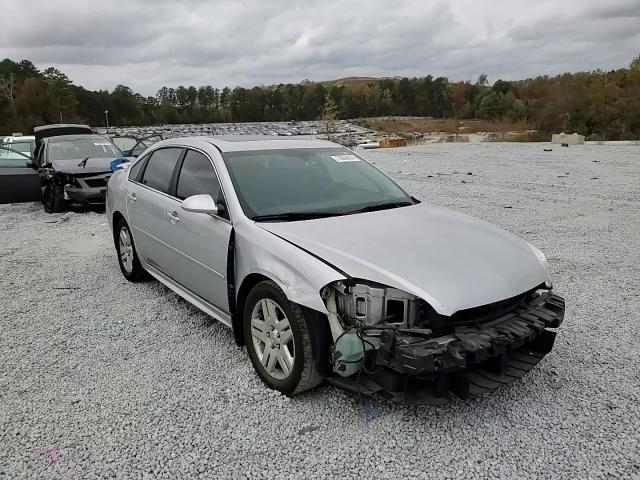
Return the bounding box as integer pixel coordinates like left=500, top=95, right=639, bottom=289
left=223, top=148, right=413, bottom=220
left=4, top=140, right=34, bottom=154
left=48, top=138, right=123, bottom=161
left=0, top=143, right=33, bottom=167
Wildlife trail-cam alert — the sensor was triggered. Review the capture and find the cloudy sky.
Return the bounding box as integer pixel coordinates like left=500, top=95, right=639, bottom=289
left=2, top=0, right=638, bottom=95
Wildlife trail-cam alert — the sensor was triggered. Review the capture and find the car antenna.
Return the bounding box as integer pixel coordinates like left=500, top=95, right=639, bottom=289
left=78, top=157, right=89, bottom=168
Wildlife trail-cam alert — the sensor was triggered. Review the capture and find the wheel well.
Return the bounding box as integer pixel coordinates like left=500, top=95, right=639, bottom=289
left=233, top=273, right=333, bottom=375
left=232, top=273, right=272, bottom=346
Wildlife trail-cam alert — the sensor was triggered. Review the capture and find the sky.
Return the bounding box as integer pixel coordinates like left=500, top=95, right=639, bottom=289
left=2, top=0, right=639, bottom=95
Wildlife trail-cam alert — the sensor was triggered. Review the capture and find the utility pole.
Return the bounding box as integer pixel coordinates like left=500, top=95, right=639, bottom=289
left=105, top=110, right=110, bottom=129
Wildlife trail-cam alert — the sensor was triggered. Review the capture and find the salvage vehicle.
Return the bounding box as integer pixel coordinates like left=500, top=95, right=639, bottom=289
left=106, top=136, right=565, bottom=403
left=0, top=136, right=40, bottom=204
left=111, top=134, right=163, bottom=158
left=33, top=124, right=128, bottom=213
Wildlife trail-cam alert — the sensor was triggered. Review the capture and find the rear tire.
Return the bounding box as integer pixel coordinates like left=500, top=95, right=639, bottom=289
left=43, top=184, right=65, bottom=213
left=244, top=280, right=324, bottom=395
left=115, top=219, right=148, bottom=281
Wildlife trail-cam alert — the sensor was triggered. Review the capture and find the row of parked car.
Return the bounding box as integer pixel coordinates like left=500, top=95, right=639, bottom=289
left=0, top=125, right=161, bottom=211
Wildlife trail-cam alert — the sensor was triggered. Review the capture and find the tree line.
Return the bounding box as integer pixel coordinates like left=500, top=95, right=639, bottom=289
left=1, top=55, right=639, bottom=139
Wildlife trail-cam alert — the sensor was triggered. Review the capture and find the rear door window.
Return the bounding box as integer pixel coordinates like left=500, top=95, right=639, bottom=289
left=140, top=148, right=182, bottom=194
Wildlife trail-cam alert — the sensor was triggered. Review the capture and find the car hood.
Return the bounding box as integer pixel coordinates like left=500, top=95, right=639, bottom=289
left=51, top=157, right=117, bottom=175
left=258, top=203, right=551, bottom=316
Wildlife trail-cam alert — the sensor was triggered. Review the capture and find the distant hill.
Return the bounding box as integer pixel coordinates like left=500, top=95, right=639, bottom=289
left=318, top=76, right=402, bottom=87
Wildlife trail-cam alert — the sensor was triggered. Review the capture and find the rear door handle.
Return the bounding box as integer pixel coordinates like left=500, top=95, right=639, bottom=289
left=167, top=211, right=180, bottom=224
left=127, top=192, right=136, bottom=201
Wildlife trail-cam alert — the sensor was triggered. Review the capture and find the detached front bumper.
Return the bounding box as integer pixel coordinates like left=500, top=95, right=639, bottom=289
left=379, top=292, right=564, bottom=375
left=329, top=292, right=565, bottom=404
left=64, top=173, right=111, bottom=205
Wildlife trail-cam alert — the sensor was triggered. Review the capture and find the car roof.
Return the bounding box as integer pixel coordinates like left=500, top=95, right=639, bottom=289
left=3, top=136, right=35, bottom=142
left=180, top=135, right=340, bottom=153
left=45, top=134, right=110, bottom=143
left=33, top=124, right=91, bottom=133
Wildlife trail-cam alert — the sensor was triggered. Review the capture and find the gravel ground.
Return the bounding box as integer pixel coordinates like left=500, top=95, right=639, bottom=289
left=1, top=142, right=639, bottom=479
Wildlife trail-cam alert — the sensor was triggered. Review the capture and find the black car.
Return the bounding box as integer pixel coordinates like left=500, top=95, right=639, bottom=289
left=32, top=124, right=128, bottom=213
left=0, top=136, right=41, bottom=205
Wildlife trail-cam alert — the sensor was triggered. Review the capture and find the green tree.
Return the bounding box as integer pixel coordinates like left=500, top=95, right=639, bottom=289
left=479, top=92, right=505, bottom=120
left=43, top=68, right=77, bottom=122
left=320, top=94, right=338, bottom=140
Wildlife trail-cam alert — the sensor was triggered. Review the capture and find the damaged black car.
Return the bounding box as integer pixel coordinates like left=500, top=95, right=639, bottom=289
left=32, top=124, right=129, bottom=213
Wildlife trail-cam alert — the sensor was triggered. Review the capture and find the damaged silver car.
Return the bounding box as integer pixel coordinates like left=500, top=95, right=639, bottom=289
left=106, top=136, right=565, bottom=404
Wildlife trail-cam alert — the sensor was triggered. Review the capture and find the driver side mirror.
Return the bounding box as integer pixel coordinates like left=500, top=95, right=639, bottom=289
left=25, top=160, right=33, bottom=168
left=181, top=194, right=220, bottom=216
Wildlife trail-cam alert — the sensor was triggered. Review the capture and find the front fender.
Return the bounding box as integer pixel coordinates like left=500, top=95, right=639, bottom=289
left=234, top=221, right=344, bottom=314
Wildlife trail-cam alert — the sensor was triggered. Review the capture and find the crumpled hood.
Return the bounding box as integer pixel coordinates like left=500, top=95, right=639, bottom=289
left=258, top=203, right=551, bottom=316
left=52, top=157, right=117, bottom=175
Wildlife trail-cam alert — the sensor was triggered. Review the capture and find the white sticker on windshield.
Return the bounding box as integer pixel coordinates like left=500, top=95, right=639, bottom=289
left=331, top=154, right=360, bottom=163
left=94, top=142, right=111, bottom=146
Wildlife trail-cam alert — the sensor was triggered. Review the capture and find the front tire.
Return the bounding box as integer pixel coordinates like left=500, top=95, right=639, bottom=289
left=43, top=184, right=65, bottom=213
left=115, top=219, right=148, bottom=282
left=244, top=281, right=323, bottom=395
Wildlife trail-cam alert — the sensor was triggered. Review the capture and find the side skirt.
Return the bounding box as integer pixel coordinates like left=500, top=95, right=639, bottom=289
left=143, top=263, right=233, bottom=328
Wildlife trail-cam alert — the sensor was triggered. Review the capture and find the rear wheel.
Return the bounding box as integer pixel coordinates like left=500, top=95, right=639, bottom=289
left=115, top=219, right=148, bottom=281
left=244, top=281, right=323, bottom=395
left=43, top=184, right=65, bottom=213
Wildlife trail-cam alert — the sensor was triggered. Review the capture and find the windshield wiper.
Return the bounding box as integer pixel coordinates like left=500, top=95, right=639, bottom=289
left=344, top=201, right=415, bottom=215
left=252, top=211, right=344, bottom=222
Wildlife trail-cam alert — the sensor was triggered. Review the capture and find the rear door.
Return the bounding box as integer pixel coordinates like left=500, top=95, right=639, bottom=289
left=163, top=148, right=232, bottom=310
left=0, top=145, right=41, bottom=204
left=126, top=147, right=184, bottom=276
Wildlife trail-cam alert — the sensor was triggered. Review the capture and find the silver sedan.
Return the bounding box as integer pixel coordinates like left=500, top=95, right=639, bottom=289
left=106, top=136, right=564, bottom=403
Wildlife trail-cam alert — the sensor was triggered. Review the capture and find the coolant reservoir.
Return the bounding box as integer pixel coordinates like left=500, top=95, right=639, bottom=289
left=334, top=333, right=374, bottom=377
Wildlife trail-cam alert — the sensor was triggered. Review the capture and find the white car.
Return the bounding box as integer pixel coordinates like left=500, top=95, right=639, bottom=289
left=106, top=136, right=565, bottom=404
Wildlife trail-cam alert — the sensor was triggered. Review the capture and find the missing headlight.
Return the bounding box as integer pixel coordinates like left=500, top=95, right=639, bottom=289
left=385, top=299, right=405, bottom=324
left=334, top=281, right=419, bottom=328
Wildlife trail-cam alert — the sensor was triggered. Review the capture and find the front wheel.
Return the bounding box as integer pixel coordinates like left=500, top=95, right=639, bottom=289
left=244, top=281, right=323, bottom=395
left=43, top=184, right=65, bottom=213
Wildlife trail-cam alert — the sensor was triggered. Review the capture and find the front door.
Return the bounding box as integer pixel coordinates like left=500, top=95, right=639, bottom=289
left=162, top=148, right=232, bottom=311
left=0, top=146, right=41, bottom=204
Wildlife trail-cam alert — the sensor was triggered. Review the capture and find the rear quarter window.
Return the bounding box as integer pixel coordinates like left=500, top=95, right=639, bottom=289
left=128, top=155, right=148, bottom=182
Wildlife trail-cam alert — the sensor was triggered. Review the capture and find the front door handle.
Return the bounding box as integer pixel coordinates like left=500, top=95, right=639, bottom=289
left=167, top=211, right=180, bottom=224
left=127, top=192, right=136, bottom=201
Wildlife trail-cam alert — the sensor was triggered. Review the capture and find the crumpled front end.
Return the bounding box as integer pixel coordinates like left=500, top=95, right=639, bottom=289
left=62, top=172, right=112, bottom=205
left=324, top=281, right=565, bottom=404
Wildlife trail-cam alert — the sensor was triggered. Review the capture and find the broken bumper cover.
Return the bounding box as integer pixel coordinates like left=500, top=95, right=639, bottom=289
left=377, top=292, right=564, bottom=376
left=64, top=185, right=107, bottom=205
left=327, top=292, right=565, bottom=404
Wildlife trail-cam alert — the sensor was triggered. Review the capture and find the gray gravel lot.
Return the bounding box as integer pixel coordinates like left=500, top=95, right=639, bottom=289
left=1, top=142, right=639, bottom=479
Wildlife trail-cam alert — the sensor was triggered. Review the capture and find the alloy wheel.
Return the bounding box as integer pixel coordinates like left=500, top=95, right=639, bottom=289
left=250, top=298, right=295, bottom=380
left=119, top=227, right=134, bottom=274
